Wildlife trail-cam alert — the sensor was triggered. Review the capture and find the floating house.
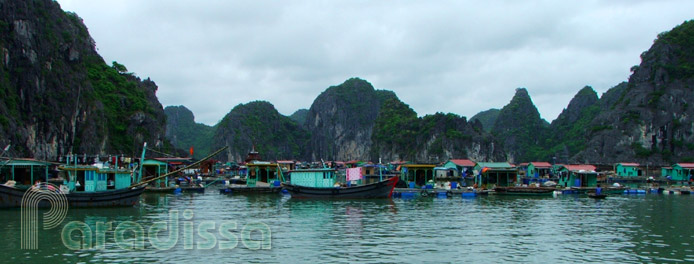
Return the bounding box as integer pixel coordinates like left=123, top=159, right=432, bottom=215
left=399, top=164, right=436, bottom=187
left=0, top=159, right=54, bottom=186
left=615, top=163, right=641, bottom=177
left=527, top=162, right=552, bottom=178
left=442, top=159, right=476, bottom=177
left=662, top=163, right=694, bottom=182
left=557, top=165, right=597, bottom=187
left=141, top=159, right=169, bottom=187
left=474, top=162, right=517, bottom=188
left=246, top=162, right=284, bottom=187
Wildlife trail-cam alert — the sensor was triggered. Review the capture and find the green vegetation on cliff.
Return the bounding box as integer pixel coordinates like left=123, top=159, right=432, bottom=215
left=656, top=20, right=694, bottom=79
left=214, top=101, right=308, bottom=160
left=470, top=109, right=500, bottom=132
left=164, top=106, right=214, bottom=158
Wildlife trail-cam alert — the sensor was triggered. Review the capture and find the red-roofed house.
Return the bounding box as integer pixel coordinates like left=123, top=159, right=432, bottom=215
left=558, top=164, right=598, bottom=187
left=527, top=162, right=553, bottom=178
left=667, top=163, right=694, bottom=181
left=443, top=159, right=476, bottom=177
left=615, top=163, right=641, bottom=177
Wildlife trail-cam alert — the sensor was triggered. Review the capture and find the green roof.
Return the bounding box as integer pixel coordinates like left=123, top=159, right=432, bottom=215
left=0, top=159, right=54, bottom=167
left=475, top=162, right=513, bottom=169
left=142, top=159, right=168, bottom=166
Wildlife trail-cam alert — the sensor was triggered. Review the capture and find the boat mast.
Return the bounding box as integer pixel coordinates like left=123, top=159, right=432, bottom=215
left=137, top=142, right=147, bottom=183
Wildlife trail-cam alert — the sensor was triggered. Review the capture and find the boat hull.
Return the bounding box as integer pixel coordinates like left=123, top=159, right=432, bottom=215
left=588, top=193, right=607, bottom=199
left=282, top=177, right=398, bottom=199
left=0, top=184, right=145, bottom=208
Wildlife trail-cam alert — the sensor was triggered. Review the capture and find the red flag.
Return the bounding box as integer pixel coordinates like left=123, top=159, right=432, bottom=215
left=189, top=146, right=194, bottom=157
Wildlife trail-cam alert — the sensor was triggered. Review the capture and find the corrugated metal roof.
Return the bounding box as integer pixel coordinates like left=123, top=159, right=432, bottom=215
left=676, top=163, right=694, bottom=168
left=476, top=162, right=513, bottom=169
left=617, top=162, right=640, bottom=167
left=562, top=164, right=596, bottom=172
left=529, top=162, right=552, bottom=168
left=0, top=158, right=55, bottom=167
left=448, top=159, right=476, bottom=167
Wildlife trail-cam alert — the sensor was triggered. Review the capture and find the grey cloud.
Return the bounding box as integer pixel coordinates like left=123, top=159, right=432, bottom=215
left=58, top=0, right=694, bottom=125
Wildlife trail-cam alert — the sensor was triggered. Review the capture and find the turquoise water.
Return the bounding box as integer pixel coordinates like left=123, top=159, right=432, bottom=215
left=1, top=190, right=693, bottom=263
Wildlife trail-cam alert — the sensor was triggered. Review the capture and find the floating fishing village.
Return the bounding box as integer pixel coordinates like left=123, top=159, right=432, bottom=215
left=2, top=0, right=694, bottom=263
left=2, top=144, right=693, bottom=205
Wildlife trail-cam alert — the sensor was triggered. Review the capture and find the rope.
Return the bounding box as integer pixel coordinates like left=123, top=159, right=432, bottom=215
left=146, top=147, right=177, bottom=157
left=131, top=146, right=228, bottom=187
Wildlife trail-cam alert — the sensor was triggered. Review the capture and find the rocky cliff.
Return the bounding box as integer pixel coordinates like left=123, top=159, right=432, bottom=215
left=371, top=97, right=505, bottom=162
left=304, top=78, right=395, bottom=161
left=164, top=105, right=214, bottom=159
left=543, top=86, right=600, bottom=163
left=491, top=88, right=549, bottom=162
left=0, top=0, right=170, bottom=159
left=574, top=20, right=694, bottom=164
left=212, top=101, right=308, bottom=162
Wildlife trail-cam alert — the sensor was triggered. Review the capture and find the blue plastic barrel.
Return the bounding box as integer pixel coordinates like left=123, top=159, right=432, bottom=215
left=401, top=192, right=416, bottom=199
left=409, top=182, right=416, bottom=189
left=273, top=180, right=281, bottom=187
left=451, top=182, right=458, bottom=189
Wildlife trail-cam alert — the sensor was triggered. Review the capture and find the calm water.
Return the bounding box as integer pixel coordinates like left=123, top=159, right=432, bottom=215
left=1, top=190, right=694, bottom=263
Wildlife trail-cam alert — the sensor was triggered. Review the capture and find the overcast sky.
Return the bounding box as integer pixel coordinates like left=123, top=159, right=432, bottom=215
left=57, top=0, right=694, bottom=125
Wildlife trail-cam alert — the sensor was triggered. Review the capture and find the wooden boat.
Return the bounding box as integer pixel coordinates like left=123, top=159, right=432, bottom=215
left=588, top=193, right=607, bottom=199
left=0, top=183, right=145, bottom=208
left=282, top=168, right=398, bottom=199
left=283, top=177, right=398, bottom=199
left=493, top=186, right=556, bottom=196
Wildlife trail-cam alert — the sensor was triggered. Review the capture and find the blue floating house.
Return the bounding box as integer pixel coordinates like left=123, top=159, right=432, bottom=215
left=662, top=163, right=694, bottom=182
left=615, top=163, right=641, bottom=177
left=399, top=164, right=436, bottom=188
left=557, top=165, right=597, bottom=187
left=246, top=162, right=284, bottom=187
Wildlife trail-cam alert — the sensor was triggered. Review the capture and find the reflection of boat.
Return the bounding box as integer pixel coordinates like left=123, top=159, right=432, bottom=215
left=145, top=186, right=205, bottom=193
left=493, top=186, right=555, bottom=196
left=283, top=168, right=398, bottom=199
left=588, top=193, right=607, bottom=199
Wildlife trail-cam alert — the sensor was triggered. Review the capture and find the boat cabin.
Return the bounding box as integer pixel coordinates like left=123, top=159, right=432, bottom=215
left=361, top=164, right=392, bottom=184
left=246, top=162, right=284, bottom=187
left=97, top=168, right=132, bottom=190
left=289, top=168, right=337, bottom=188
left=557, top=165, right=598, bottom=187
left=0, top=159, right=54, bottom=186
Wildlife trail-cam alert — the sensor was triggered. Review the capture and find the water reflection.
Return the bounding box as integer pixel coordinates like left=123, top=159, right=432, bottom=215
left=1, top=191, right=694, bottom=263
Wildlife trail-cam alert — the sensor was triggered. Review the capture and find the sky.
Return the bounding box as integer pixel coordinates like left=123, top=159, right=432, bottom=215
left=56, top=0, right=694, bottom=126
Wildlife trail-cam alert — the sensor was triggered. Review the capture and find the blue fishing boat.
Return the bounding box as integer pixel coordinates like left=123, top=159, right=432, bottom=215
left=0, top=145, right=148, bottom=208
left=282, top=168, right=398, bottom=199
